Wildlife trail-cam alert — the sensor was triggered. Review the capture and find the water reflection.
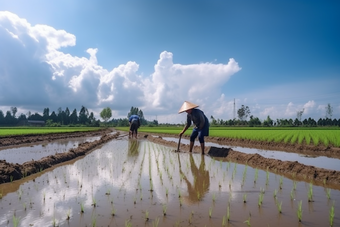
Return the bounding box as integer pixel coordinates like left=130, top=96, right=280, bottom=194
left=180, top=154, right=210, bottom=204
left=128, top=139, right=140, bottom=157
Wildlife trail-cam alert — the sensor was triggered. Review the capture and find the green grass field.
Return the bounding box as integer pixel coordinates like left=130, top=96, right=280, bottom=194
left=116, top=126, right=340, bottom=147
left=0, top=127, right=102, bottom=137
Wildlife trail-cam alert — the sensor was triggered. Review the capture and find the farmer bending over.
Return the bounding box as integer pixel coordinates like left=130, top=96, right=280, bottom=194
left=129, top=114, right=140, bottom=139
left=179, top=101, right=210, bottom=155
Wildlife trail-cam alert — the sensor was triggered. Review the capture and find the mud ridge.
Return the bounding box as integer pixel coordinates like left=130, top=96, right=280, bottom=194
left=0, top=132, right=120, bottom=184
left=0, top=128, right=112, bottom=148
left=145, top=133, right=340, bottom=190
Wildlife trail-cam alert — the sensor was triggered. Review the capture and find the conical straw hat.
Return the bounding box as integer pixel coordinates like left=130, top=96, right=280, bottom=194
left=178, top=101, right=199, bottom=113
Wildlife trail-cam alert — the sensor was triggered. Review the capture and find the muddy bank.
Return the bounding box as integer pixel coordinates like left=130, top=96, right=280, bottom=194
left=0, top=128, right=112, bottom=148
left=142, top=132, right=340, bottom=159
left=145, top=134, right=340, bottom=190
left=0, top=132, right=120, bottom=184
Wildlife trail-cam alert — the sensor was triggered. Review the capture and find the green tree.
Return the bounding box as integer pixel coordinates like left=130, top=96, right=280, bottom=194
left=11, top=107, right=17, bottom=118
left=100, top=107, right=112, bottom=123
left=237, top=105, right=250, bottom=121
left=79, top=106, right=89, bottom=124
left=43, top=108, right=49, bottom=121
left=69, top=109, right=78, bottom=124
left=325, top=103, right=333, bottom=119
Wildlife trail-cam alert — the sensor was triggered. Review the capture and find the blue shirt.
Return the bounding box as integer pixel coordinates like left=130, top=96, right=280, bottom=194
left=129, top=115, right=140, bottom=123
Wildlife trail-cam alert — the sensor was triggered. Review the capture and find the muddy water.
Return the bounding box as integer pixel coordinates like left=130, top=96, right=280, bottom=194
left=0, top=136, right=100, bottom=164
left=162, top=136, right=340, bottom=171
left=0, top=138, right=339, bottom=227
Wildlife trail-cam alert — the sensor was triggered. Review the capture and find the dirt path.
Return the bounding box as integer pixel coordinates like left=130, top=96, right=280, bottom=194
left=144, top=133, right=340, bottom=190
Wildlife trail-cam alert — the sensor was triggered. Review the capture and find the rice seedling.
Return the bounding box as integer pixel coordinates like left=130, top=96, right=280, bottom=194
left=258, top=193, right=264, bottom=207
left=0, top=191, right=2, bottom=199
left=179, top=197, right=183, bottom=206
left=125, top=219, right=132, bottom=227
left=165, top=187, right=168, bottom=197
left=189, top=211, right=193, bottom=224
left=10, top=175, right=13, bottom=182
left=279, top=176, right=283, bottom=189
left=293, top=181, right=297, bottom=190
left=66, top=208, right=71, bottom=220
left=178, top=189, right=181, bottom=198
left=326, top=188, right=331, bottom=199
left=254, top=168, right=258, bottom=183
left=92, top=196, right=97, bottom=207
left=273, top=189, right=277, bottom=198
left=105, top=188, right=111, bottom=195
left=290, top=189, right=295, bottom=200
left=244, top=213, right=251, bottom=226
left=297, top=200, right=303, bottom=222
left=23, top=202, right=26, bottom=211
left=243, top=193, right=247, bottom=203
left=162, top=204, right=167, bottom=216
left=266, top=168, right=269, bottom=185
left=80, top=202, right=84, bottom=213
left=222, top=215, right=227, bottom=226
left=13, top=214, right=19, bottom=227
left=227, top=204, right=230, bottom=222
left=209, top=207, right=213, bottom=218
left=52, top=217, right=57, bottom=227
left=145, top=210, right=149, bottom=221
left=330, top=202, right=335, bottom=227
left=111, top=204, right=116, bottom=216
left=152, top=217, right=160, bottom=227
left=277, top=201, right=282, bottom=214
left=197, top=191, right=201, bottom=201
left=91, top=213, right=97, bottom=227
left=308, top=183, right=314, bottom=202
left=212, top=193, right=216, bottom=203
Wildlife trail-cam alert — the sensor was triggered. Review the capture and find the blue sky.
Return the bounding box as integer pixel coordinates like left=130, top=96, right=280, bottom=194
left=0, top=1, right=339, bottom=123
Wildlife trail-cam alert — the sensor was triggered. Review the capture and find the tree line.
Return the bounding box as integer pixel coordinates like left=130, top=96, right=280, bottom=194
left=0, top=106, right=99, bottom=127
left=210, top=104, right=339, bottom=127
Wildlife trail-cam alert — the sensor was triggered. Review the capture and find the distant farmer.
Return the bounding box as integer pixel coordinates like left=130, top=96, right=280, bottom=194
left=129, top=114, right=141, bottom=139
left=179, top=101, right=210, bottom=155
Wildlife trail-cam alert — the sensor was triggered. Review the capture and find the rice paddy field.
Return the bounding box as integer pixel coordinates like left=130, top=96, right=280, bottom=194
left=0, top=135, right=339, bottom=227
left=117, top=126, right=340, bottom=147
left=0, top=127, right=102, bottom=136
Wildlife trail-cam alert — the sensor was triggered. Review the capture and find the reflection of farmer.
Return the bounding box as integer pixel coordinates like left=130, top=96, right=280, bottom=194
left=180, top=153, right=210, bottom=204
left=128, top=139, right=140, bottom=157
left=128, top=115, right=140, bottom=139
left=179, top=101, right=210, bottom=155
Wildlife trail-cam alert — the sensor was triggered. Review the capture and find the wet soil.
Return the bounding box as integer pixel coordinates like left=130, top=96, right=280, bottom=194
left=144, top=133, right=340, bottom=190
left=0, top=129, right=121, bottom=184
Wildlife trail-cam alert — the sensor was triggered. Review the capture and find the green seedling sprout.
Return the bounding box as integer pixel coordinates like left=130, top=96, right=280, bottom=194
left=222, top=215, right=227, bottom=226
left=290, top=189, right=295, bottom=200
left=273, top=189, right=277, bottom=198
left=277, top=201, right=282, bottom=213
left=197, top=191, right=201, bottom=201
left=145, top=210, right=149, bottom=221
left=326, top=188, right=331, bottom=199
left=80, top=202, right=84, bottom=213
left=258, top=193, right=264, bottom=207
left=243, top=213, right=251, bottom=226
left=163, top=204, right=167, bottom=216
left=227, top=204, right=230, bottom=222
left=13, top=214, right=19, bottom=227
left=152, top=217, right=160, bottom=227
left=125, top=219, right=132, bottom=227
left=165, top=187, right=168, bottom=197
left=297, top=200, right=303, bottom=222
left=209, top=207, right=213, bottom=218
left=330, top=202, right=335, bottom=227
left=308, top=183, right=313, bottom=202
left=66, top=208, right=71, bottom=220
left=266, top=168, right=269, bottom=185
left=243, top=193, right=247, bottom=203
left=23, top=202, right=26, bottom=211
left=111, top=204, right=116, bottom=216
left=212, top=193, right=216, bottom=202
left=91, top=213, right=97, bottom=227
left=254, top=168, right=258, bottom=183
left=279, top=176, right=283, bottom=189
left=92, top=197, right=97, bottom=207
left=293, top=181, right=297, bottom=190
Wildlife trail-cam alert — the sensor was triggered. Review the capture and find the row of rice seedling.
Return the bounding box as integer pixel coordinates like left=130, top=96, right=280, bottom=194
left=0, top=138, right=339, bottom=226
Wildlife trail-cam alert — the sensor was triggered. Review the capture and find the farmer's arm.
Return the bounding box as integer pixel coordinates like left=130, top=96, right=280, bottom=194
left=180, top=115, right=191, bottom=136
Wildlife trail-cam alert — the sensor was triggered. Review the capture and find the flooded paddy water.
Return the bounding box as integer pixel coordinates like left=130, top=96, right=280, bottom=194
left=0, top=137, right=339, bottom=227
